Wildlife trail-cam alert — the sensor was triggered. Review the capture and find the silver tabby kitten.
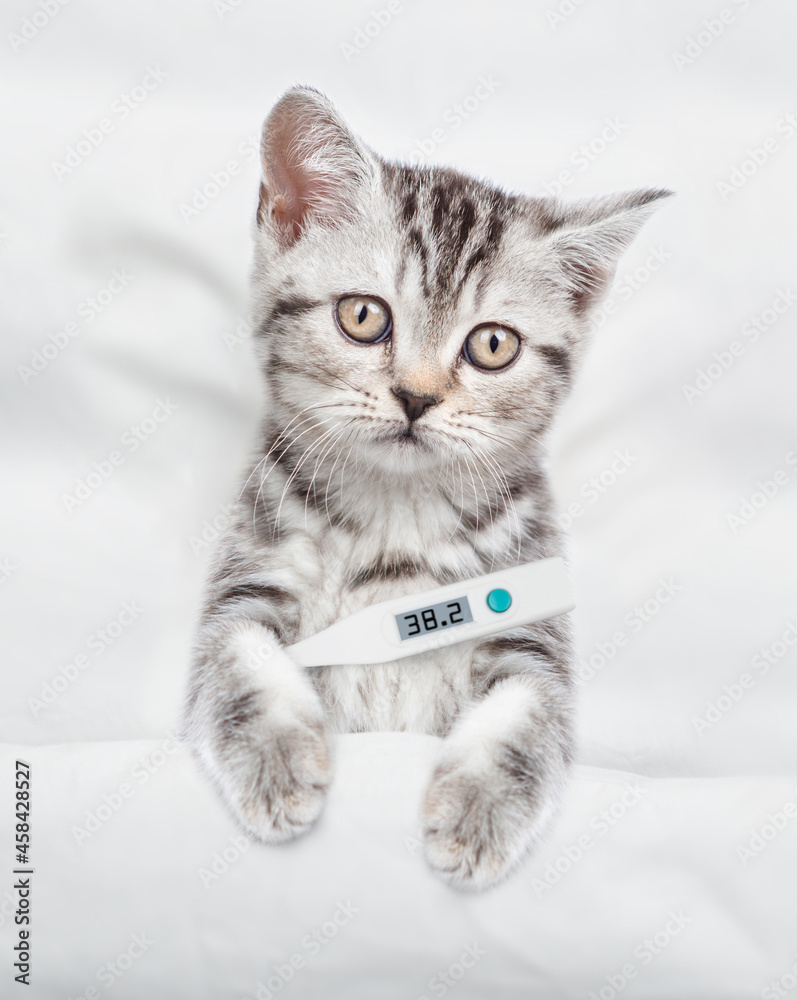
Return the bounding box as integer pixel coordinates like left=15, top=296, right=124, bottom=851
left=181, top=86, right=669, bottom=891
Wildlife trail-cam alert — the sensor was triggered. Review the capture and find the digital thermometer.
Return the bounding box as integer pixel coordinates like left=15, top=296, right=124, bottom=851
left=286, top=557, right=574, bottom=668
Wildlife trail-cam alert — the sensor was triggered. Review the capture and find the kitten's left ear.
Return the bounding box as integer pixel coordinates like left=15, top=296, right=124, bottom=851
left=539, top=188, right=673, bottom=314
left=258, top=86, right=375, bottom=245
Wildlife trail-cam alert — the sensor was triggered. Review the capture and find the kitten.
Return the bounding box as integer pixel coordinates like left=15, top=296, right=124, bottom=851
left=181, top=86, right=670, bottom=890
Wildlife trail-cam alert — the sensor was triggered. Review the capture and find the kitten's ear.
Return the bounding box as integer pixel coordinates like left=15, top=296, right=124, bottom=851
left=257, top=86, right=374, bottom=245
left=540, top=188, right=673, bottom=314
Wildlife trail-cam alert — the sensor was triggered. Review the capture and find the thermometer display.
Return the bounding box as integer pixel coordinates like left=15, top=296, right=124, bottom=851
left=396, top=596, right=474, bottom=640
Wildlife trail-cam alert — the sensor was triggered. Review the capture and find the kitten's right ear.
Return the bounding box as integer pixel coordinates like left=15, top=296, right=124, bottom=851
left=537, top=188, right=673, bottom=315
left=258, top=86, right=374, bottom=245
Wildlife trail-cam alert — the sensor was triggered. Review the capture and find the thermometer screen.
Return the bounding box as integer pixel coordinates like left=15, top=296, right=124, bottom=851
left=396, top=596, right=474, bottom=641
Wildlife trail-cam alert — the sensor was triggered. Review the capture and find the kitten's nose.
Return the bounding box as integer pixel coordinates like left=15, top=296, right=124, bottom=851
left=392, top=387, right=440, bottom=423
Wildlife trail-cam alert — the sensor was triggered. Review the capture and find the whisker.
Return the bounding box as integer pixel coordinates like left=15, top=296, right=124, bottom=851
left=466, top=440, right=523, bottom=566
left=461, top=452, right=481, bottom=535
left=333, top=433, right=359, bottom=524
left=238, top=401, right=335, bottom=500
left=446, top=458, right=467, bottom=542
left=271, top=418, right=350, bottom=538
left=323, top=423, right=359, bottom=528
left=463, top=443, right=498, bottom=566
left=253, top=414, right=340, bottom=539
left=303, top=419, right=357, bottom=527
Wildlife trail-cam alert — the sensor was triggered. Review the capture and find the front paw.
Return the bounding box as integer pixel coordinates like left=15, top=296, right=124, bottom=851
left=421, top=754, right=554, bottom=891
left=209, top=707, right=332, bottom=845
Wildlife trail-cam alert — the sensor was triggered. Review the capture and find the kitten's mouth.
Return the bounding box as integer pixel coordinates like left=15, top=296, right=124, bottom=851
left=374, top=425, right=432, bottom=452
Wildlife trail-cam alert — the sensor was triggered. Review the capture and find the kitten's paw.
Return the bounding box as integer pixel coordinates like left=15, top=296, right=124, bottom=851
left=212, top=714, right=332, bottom=845
left=421, top=755, right=550, bottom=892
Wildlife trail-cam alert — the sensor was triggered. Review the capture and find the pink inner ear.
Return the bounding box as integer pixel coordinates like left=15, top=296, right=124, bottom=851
left=270, top=155, right=338, bottom=242
left=261, top=95, right=361, bottom=244
left=267, top=156, right=305, bottom=243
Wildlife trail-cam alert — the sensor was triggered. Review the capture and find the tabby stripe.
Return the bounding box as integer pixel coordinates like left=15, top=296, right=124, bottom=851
left=348, top=557, right=431, bottom=588
left=257, top=296, right=323, bottom=335
left=534, top=344, right=571, bottom=380
left=218, top=691, right=262, bottom=733
left=456, top=210, right=505, bottom=293
left=213, top=582, right=294, bottom=609
left=407, top=228, right=430, bottom=295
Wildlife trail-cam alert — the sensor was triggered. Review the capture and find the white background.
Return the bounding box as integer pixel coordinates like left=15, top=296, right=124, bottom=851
left=2, top=1, right=796, bottom=998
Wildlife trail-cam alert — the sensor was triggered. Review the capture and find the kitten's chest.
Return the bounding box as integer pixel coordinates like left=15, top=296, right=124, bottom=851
left=285, top=505, right=481, bottom=635
left=276, top=523, right=480, bottom=734
left=263, top=451, right=514, bottom=629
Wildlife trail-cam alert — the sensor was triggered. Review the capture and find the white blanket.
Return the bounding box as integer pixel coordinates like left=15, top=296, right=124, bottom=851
left=3, top=0, right=796, bottom=996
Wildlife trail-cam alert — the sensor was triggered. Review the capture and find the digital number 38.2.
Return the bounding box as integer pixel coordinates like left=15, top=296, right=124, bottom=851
left=402, top=601, right=464, bottom=637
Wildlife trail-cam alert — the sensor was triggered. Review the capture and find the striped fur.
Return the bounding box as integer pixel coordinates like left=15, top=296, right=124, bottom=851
left=181, top=86, right=670, bottom=889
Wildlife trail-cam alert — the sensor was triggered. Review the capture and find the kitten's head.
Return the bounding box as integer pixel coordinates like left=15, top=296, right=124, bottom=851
left=251, top=86, right=669, bottom=485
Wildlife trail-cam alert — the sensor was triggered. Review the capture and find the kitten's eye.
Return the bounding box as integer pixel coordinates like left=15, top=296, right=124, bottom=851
left=336, top=295, right=392, bottom=343
left=463, top=324, right=521, bottom=370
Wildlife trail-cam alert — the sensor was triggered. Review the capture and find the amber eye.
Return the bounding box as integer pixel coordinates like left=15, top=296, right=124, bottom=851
left=463, top=324, right=521, bottom=370
left=336, top=295, right=392, bottom=343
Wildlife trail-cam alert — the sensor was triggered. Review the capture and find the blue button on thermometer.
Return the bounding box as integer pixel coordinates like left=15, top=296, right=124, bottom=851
left=287, top=558, right=574, bottom=668
left=486, top=588, right=512, bottom=613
